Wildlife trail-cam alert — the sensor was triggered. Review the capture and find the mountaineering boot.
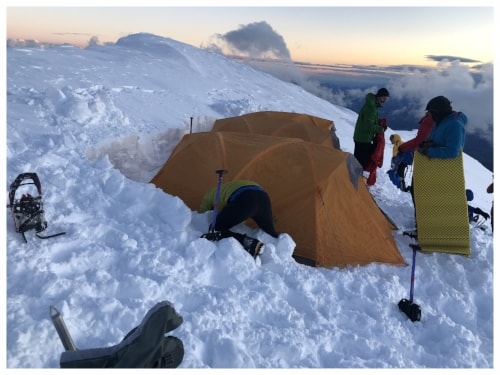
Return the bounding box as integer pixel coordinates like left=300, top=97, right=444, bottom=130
left=399, top=178, right=407, bottom=192
left=403, top=229, right=418, bottom=240
left=241, top=235, right=263, bottom=258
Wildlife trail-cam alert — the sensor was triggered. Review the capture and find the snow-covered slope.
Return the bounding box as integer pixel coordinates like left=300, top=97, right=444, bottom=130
left=5, top=33, right=493, bottom=368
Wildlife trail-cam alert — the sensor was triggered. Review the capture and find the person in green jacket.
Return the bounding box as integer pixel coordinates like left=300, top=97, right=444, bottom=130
left=199, top=180, right=279, bottom=258
left=353, top=88, right=389, bottom=169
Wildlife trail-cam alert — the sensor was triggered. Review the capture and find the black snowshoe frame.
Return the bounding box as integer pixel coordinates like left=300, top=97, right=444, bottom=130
left=7, top=172, right=65, bottom=243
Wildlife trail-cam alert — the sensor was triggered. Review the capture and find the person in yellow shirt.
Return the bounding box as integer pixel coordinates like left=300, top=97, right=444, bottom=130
left=387, top=133, right=413, bottom=192
left=390, top=133, right=403, bottom=157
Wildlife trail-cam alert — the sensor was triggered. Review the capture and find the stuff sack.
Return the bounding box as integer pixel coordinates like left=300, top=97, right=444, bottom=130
left=387, top=151, right=413, bottom=191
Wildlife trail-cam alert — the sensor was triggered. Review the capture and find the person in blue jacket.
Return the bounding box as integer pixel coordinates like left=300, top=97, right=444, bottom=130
left=408, top=96, right=467, bottom=234
left=417, top=96, right=467, bottom=159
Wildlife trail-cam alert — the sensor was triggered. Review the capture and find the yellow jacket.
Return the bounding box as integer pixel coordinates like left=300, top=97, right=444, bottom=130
left=390, top=134, right=403, bottom=157
left=199, top=180, right=262, bottom=213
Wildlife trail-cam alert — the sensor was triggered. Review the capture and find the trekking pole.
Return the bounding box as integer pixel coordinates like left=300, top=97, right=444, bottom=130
left=398, top=244, right=422, bottom=322
left=209, top=169, right=228, bottom=233
left=408, top=246, right=417, bottom=302
left=50, top=305, right=77, bottom=351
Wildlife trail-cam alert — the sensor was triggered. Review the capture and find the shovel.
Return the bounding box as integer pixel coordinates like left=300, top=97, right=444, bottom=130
left=201, top=169, right=228, bottom=240
left=398, top=244, right=421, bottom=322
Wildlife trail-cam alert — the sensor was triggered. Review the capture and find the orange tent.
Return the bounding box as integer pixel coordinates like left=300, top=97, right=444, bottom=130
left=150, top=131, right=404, bottom=268
left=212, top=111, right=340, bottom=149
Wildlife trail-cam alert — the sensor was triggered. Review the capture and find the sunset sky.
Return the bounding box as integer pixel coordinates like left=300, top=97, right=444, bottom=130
left=5, top=1, right=495, bottom=67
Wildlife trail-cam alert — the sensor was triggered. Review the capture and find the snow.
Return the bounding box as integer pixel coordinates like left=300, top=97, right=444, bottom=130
left=4, top=33, right=494, bottom=369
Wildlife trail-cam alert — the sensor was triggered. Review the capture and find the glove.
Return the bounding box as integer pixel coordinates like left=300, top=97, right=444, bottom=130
left=417, top=139, right=434, bottom=157
left=417, top=145, right=428, bottom=156
left=200, top=231, right=223, bottom=241
left=378, top=118, right=388, bottom=128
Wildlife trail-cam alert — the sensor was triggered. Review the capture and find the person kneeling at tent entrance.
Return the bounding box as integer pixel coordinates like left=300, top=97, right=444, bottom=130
left=199, top=180, right=279, bottom=258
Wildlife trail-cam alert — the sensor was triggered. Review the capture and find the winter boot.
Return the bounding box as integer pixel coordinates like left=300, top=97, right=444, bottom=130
left=241, top=235, right=263, bottom=259
left=399, top=178, right=407, bottom=192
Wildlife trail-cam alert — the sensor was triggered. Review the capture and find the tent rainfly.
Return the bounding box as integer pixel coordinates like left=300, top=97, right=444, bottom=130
left=150, top=131, right=405, bottom=268
left=212, top=110, right=340, bottom=149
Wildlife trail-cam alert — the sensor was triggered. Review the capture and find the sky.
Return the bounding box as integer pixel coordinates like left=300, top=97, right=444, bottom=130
left=5, top=1, right=495, bottom=67
left=4, top=32, right=494, bottom=370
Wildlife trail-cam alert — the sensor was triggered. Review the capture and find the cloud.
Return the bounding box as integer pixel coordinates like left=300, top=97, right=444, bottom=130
left=206, top=21, right=291, bottom=61
left=242, top=57, right=493, bottom=145
left=51, top=32, right=96, bottom=37
left=203, top=21, right=491, bottom=140
left=87, top=36, right=103, bottom=47
left=202, top=20, right=348, bottom=106
left=426, top=55, right=481, bottom=63
left=6, top=38, right=57, bottom=48
left=387, top=60, right=493, bottom=135
left=204, top=20, right=492, bottom=141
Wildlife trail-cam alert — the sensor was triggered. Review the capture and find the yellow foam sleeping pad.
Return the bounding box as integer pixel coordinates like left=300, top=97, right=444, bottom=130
left=412, top=151, right=470, bottom=256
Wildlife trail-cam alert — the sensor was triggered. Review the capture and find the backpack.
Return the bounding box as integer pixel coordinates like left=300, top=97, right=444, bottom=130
left=401, top=151, right=414, bottom=166
left=58, top=301, right=184, bottom=368
left=387, top=151, right=414, bottom=192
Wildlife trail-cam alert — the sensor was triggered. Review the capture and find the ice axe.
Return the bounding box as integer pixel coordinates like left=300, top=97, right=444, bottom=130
left=398, top=244, right=422, bottom=322
left=201, top=169, right=228, bottom=241
left=50, top=305, right=77, bottom=351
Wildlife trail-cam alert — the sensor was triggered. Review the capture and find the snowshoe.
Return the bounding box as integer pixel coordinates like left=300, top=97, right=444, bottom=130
left=7, top=172, right=65, bottom=243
